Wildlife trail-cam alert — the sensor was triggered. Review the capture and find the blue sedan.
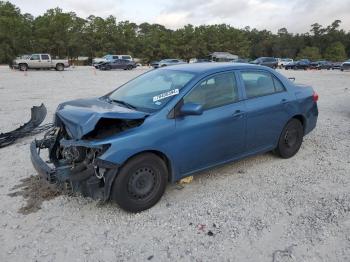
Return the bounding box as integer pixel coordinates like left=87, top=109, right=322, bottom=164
left=31, top=63, right=318, bottom=212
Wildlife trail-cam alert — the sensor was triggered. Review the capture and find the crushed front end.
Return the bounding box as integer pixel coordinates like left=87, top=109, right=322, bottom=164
left=30, top=97, right=148, bottom=201
left=30, top=126, right=119, bottom=201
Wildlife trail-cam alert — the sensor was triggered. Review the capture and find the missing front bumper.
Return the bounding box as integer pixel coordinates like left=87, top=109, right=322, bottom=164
left=30, top=139, right=119, bottom=201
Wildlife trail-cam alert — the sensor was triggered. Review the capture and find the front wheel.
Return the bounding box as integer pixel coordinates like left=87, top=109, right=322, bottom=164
left=275, top=119, right=304, bottom=158
left=19, top=63, right=28, bottom=71
left=111, top=153, right=168, bottom=212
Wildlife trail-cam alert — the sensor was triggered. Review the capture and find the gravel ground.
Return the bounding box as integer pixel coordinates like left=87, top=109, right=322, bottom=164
left=0, top=66, right=349, bottom=262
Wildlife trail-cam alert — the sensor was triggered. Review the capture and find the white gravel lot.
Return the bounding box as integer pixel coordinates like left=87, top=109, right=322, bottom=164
left=0, top=66, right=349, bottom=262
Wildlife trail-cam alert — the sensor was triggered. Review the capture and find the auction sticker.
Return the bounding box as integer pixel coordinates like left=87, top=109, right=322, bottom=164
left=153, top=89, right=179, bottom=102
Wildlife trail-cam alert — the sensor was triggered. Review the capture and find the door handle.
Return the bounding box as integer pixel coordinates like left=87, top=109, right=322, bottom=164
left=280, top=99, right=288, bottom=104
left=233, top=110, right=244, bottom=118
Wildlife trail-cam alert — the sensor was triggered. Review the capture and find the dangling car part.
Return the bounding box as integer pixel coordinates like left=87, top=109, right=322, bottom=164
left=0, top=104, right=52, bottom=148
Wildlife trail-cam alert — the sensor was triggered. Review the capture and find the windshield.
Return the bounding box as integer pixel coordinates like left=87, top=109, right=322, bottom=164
left=108, top=69, right=195, bottom=112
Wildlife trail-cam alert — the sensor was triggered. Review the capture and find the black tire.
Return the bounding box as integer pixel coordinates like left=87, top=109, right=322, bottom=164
left=127, top=65, right=133, bottom=70
left=56, top=63, right=64, bottom=71
left=275, top=119, right=304, bottom=158
left=111, top=153, right=168, bottom=212
left=19, top=63, right=28, bottom=71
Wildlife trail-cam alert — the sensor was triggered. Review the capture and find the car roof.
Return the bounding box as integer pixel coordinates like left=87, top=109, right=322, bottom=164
left=160, top=62, right=268, bottom=74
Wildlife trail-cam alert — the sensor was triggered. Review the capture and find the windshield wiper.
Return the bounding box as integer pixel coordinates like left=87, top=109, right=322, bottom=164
left=108, top=98, right=138, bottom=110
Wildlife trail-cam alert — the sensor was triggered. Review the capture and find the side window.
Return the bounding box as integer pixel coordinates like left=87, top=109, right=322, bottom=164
left=273, top=77, right=285, bottom=92
left=184, top=72, right=239, bottom=110
left=241, top=71, right=285, bottom=98
left=112, top=56, right=118, bottom=59
left=41, top=54, right=50, bottom=60
left=30, top=54, right=40, bottom=60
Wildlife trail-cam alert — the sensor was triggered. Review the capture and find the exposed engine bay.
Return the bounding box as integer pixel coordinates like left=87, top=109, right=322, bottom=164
left=31, top=115, right=144, bottom=200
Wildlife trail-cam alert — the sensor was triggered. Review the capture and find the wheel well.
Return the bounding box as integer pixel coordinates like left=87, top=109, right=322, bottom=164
left=124, top=150, right=173, bottom=182
left=292, top=115, right=306, bottom=131
left=56, top=63, right=64, bottom=67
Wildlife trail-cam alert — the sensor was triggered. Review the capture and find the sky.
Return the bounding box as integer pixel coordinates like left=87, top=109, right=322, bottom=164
left=9, top=0, right=350, bottom=33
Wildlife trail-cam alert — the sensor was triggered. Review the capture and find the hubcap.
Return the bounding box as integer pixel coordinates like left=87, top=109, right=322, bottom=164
left=284, top=129, right=298, bottom=148
left=127, top=167, right=156, bottom=199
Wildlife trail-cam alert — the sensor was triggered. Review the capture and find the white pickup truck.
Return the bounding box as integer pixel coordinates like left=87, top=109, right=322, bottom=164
left=11, top=54, right=70, bottom=71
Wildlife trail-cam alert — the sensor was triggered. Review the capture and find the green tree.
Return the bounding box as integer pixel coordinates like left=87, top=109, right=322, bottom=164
left=0, top=1, right=32, bottom=62
left=297, top=46, right=322, bottom=60
left=324, top=42, right=347, bottom=61
left=0, top=1, right=350, bottom=64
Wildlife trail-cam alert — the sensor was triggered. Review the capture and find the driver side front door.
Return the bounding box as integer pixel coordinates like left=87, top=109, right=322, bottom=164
left=174, top=71, right=246, bottom=176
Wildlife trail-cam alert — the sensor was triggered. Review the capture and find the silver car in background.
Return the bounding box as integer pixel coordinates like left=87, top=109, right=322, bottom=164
left=152, top=59, right=187, bottom=68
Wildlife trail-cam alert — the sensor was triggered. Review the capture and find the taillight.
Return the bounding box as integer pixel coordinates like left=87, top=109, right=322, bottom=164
left=312, top=91, right=319, bottom=102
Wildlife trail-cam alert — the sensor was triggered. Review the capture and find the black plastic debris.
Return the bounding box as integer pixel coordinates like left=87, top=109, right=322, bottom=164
left=0, top=104, right=53, bottom=148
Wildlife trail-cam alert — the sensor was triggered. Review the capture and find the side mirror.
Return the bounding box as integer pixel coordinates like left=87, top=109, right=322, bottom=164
left=180, top=103, right=203, bottom=116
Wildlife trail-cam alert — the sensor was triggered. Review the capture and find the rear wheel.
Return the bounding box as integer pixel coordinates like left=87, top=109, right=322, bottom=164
left=275, top=119, right=304, bottom=158
left=111, top=153, right=168, bottom=212
left=127, top=65, right=133, bottom=70
left=56, top=63, right=64, bottom=71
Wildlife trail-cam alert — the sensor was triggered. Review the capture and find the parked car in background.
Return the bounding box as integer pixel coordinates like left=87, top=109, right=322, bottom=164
left=189, top=58, right=212, bottom=63
left=31, top=63, right=318, bottom=212
left=310, top=60, right=332, bottom=70
left=285, top=59, right=311, bottom=70
left=10, top=54, right=69, bottom=71
left=331, top=62, right=342, bottom=70
left=341, top=59, right=350, bottom=71
left=232, top=58, right=250, bottom=63
left=278, top=58, right=293, bottom=68
left=152, top=59, right=187, bottom=68
left=250, top=57, right=278, bottom=68
left=98, top=59, right=136, bottom=70
left=92, top=54, right=133, bottom=66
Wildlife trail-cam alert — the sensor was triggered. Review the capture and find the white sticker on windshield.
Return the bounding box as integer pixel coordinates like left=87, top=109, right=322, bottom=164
left=153, top=89, right=179, bottom=102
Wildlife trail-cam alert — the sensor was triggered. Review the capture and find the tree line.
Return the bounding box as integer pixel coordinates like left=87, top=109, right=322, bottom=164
left=0, top=1, right=349, bottom=64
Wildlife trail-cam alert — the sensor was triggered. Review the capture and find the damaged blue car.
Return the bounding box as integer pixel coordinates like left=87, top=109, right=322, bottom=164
left=31, top=63, right=318, bottom=212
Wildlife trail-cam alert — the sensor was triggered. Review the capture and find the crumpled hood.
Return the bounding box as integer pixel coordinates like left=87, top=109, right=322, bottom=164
left=55, top=97, right=148, bottom=139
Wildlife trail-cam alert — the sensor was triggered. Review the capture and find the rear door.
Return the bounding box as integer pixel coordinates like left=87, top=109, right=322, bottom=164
left=112, top=59, right=123, bottom=69
left=174, top=71, right=246, bottom=175
left=40, top=54, right=51, bottom=67
left=239, top=70, right=292, bottom=152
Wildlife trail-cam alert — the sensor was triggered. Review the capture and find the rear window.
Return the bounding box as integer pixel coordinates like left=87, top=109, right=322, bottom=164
left=241, top=71, right=285, bottom=98
left=41, top=54, right=50, bottom=60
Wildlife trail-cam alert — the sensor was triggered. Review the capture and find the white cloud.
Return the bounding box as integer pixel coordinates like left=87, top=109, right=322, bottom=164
left=153, top=0, right=350, bottom=33
left=8, top=0, right=350, bottom=32
left=154, top=11, right=191, bottom=28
